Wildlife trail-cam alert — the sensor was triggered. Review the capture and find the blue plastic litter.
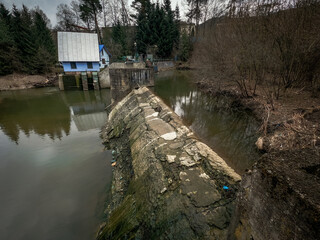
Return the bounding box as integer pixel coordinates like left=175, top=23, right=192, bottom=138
left=111, top=150, right=116, bottom=156
left=223, top=186, right=229, bottom=190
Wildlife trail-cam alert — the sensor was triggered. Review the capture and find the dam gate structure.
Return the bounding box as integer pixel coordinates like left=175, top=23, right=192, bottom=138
left=109, top=68, right=154, bottom=104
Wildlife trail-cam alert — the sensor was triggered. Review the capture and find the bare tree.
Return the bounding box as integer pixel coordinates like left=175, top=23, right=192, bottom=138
left=56, top=4, right=77, bottom=31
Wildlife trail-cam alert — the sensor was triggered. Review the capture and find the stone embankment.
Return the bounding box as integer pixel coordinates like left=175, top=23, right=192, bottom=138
left=98, top=87, right=241, bottom=239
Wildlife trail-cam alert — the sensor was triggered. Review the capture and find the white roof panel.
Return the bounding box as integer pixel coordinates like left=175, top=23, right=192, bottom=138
left=58, top=32, right=100, bottom=62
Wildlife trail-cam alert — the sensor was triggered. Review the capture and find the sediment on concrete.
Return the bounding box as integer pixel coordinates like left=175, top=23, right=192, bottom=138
left=98, top=87, right=241, bottom=239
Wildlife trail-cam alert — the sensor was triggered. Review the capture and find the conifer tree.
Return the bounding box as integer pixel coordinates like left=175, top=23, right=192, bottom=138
left=112, top=20, right=128, bottom=57
left=156, top=0, right=179, bottom=58
left=135, top=0, right=152, bottom=55
left=179, top=31, right=192, bottom=61
left=150, top=1, right=163, bottom=45
left=11, top=5, right=37, bottom=73
left=173, top=4, right=180, bottom=49
left=0, top=4, right=13, bottom=75
left=130, top=0, right=149, bottom=21
left=33, top=11, right=56, bottom=73
left=134, top=0, right=179, bottom=58
left=0, top=3, right=11, bottom=26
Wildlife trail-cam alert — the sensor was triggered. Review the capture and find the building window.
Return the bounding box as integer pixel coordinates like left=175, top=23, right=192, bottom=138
left=71, top=62, right=77, bottom=69
left=101, top=50, right=104, bottom=56
left=87, top=62, right=93, bottom=69
left=102, top=59, right=106, bottom=64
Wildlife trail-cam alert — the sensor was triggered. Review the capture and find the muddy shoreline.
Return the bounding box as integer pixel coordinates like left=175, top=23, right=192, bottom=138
left=0, top=74, right=58, bottom=91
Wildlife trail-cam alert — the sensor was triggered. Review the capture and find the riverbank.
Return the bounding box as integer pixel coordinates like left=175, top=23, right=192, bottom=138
left=191, top=69, right=320, bottom=239
left=194, top=70, right=320, bottom=154
left=0, top=73, right=58, bottom=91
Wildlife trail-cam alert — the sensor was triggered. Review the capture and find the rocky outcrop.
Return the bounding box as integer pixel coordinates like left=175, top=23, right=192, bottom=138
left=230, top=149, right=320, bottom=240
left=98, top=87, right=241, bottom=239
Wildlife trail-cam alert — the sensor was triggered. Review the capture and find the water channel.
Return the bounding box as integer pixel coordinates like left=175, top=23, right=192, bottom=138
left=0, top=70, right=259, bottom=239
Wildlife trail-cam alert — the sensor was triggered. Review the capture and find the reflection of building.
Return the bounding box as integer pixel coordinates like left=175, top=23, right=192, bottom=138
left=70, top=103, right=108, bottom=131
left=0, top=89, right=111, bottom=144
left=61, top=90, right=111, bottom=132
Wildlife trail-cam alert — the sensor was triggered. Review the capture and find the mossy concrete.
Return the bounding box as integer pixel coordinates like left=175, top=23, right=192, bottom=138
left=98, top=87, right=241, bottom=239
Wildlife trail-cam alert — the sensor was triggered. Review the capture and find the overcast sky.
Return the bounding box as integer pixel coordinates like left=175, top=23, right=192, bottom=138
left=1, top=0, right=187, bottom=26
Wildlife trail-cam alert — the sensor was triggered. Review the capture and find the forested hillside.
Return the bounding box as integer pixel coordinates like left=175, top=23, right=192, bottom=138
left=0, top=4, right=56, bottom=75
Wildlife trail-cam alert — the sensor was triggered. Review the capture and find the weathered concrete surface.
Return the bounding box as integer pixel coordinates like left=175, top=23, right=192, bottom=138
left=98, top=67, right=110, bottom=88
left=229, top=150, right=320, bottom=240
left=109, top=68, right=154, bottom=104
left=109, top=62, right=146, bottom=69
left=97, top=63, right=150, bottom=89
left=98, top=87, right=241, bottom=239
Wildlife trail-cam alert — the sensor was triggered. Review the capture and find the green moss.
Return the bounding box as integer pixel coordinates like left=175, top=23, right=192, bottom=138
left=97, top=195, right=138, bottom=240
left=110, top=121, right=125, bottom=138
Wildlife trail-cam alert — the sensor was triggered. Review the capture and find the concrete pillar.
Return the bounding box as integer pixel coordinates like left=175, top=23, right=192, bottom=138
left=81, top=72, right=88, bottom=91
left=58, top=74, right=64, bottom=90
left=75, top=74, right=81, bottom=89
left=92, top=72, right=100, bottom=91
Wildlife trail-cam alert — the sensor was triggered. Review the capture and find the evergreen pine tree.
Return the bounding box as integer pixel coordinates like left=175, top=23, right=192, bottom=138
left=33, top=11, right=56, bottom=73
left=175, top=4, right=180, bottom=21
left=135, top=0, right=152, bottom=55
left=0, top=3, right=11, bottom=26
left=156, top=1, right=176, bottom=58
left=11, top=5, right=37, bottom=73
left=173, top=4, right=180, bottom=49
left=112, top=20, right=128, bottom=58
left=0, top=4, right=13, bottom=75
left=131, top=0, right=149, bottom=21
left=134, top=0, right=180, bottom=58
left=179, top=31, right=192, bottom=61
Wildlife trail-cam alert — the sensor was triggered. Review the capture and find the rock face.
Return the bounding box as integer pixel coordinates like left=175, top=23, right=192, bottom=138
left=98, top=87, right=241, bottom=239
left=230, top=149, right=320, bottom=240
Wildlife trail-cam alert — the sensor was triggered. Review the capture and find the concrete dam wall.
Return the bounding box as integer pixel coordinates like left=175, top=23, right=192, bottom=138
left=98, top=87, right=241, bottom=239
left=109, top=68, right=154, bottom=104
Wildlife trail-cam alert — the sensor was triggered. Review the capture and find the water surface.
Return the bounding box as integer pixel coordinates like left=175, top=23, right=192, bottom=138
left=154, top=71, right=260, bottom=174
left=0, top=88, right=112, bottom=239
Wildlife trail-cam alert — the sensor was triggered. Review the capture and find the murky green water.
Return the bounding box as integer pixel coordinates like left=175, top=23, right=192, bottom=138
left=154, top=71, right=260, bottom=174
left=0, top=88, right=112, bottom=239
